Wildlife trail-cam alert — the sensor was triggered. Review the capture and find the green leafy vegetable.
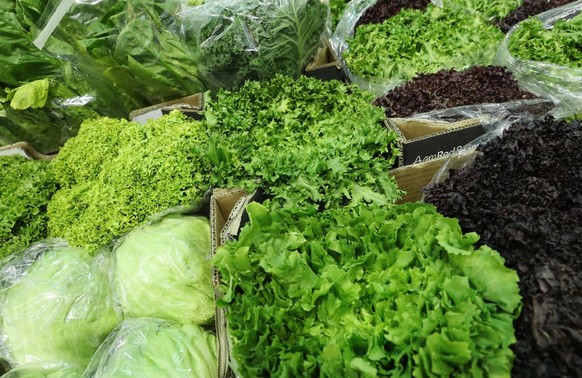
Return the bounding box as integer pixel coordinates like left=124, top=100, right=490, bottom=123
left=344, top=5, right=504, bottom=88
left=0, top=364, right=83, bottom=378
left=205, top=75, right=402, bottom=210
left=214, top=202, right=521, bottom=377
left=113, top=214, right=214, bottom=325
left=84, top=318, right=217, bottom=378
left=0, top=243, right=119, bottom=369
left=47, top=111, right=211, bottom=251
left=22, top=0, right=205, bottom=107
left=0, top=155, right=58, bottom=260
left=441, top=0, right=522, bottom=20
left=191, top=0, right=327, bottom=90
left=508, top=12, right=582, bottom=67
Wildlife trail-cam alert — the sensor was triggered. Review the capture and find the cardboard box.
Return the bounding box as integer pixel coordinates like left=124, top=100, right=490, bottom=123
left=0, top=141, right=55, bottom=160
left=304, top=38, right=345, bottom=82
left=210, top=188, right=250, bottom=378
left=387, top=117, right=485, bottom=167
left=129, top=93, right=204, bottom=123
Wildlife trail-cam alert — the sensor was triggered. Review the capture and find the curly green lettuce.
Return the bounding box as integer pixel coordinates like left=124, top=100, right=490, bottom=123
left=47, top=111, right=211, bottom=251
left=214, top=202, right=521, bottom=377
left=0, top=155, right=58, bottom=259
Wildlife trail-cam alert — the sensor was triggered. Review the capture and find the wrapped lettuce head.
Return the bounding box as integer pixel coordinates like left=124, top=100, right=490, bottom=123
left=84, top=318, right=217, bottom=378
left=0, top=363, right=83, bottom=378
left=113, top=214, right=214, bottom=325
left=0, top=242, right=120, bottom=369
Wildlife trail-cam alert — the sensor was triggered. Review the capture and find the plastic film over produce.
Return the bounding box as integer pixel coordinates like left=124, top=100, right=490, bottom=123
left=494, top=0, right=582, bottom=119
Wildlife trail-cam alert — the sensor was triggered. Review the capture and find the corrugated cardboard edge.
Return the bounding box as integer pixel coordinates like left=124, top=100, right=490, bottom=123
left=0, top=142, right=55, bottom=161
left=210, top=188, right=248, bottom=378
left=304, top=38, right=344, bottom=81
left=390, top=157, right=449, bottom=203
left=129, top=93, right=205, bottom=123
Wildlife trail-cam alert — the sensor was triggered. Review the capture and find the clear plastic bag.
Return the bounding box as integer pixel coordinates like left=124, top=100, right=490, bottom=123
left=179, top=0, right=329, bottom=91
left=0, top=4, right=131, bottom=153
left=0, top=241, right=119, bottom=370
left=30, top=0, right=206, bottom=108
left=495, top=1, right=582, bottom=119
left=83, top=318, right=217, bottom=378
left=0, top=363, right=83, bottom=378
left=111, top=212, right=215, bottom=326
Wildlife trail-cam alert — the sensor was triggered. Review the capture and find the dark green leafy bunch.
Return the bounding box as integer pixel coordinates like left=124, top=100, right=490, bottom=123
left=205, top=75, right=402, bottom=210
left=0, top=156, right=58, bottom=260
left=214, top=201, right=522, bottom=377
left=344, top=5, right=504, bottom=86
left=0, top=1, right=121, bottom=153
left=47, top=111, right=212, bottom=251
left=508, top=11, right=582, bottom=68
left=194, top=0, right=327, bottom=91
left=18, top=0, right=206, bottom=108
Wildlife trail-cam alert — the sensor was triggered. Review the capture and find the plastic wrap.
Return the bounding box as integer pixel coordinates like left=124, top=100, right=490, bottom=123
left=0, top=3, right=131, bottom=153
left=179, top=0, right=329, bottom=91
left=0, top=364, right=83, bottom=378
left=0, top=241, right=119, bottom=370
left=495, top=1, right=582, bottom=119
left=30, top=0, right=206, bottom=108
left=420, top=100, right=552, bottom=192
left=112, top=213, right=215, bottom=326
left=83, top=318, right=217, bottom=378
left=331, top=0, right=504, bottom=96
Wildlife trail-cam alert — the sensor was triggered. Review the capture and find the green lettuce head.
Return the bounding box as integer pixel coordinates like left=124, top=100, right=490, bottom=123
left=0, top=242, right=120, bottom=369
left=84, top=318, right=217, bottom=378
left=113, top=214, right=214, bottom=325
left=0, top=363, right=83, bottom=377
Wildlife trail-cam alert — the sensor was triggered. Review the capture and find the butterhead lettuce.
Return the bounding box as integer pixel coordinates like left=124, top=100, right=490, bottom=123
left=113, top=214, right=214, bottom=325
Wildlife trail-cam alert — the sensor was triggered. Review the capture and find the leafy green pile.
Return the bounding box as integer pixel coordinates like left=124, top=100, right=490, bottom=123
left=205, top=75, right=402, bottom=210
left=0, top=155, right=58, bottom=260
left=47, top=111, right=212, bottom=251
left=508, top=11, right=582, bottom=67
left=190, top=0, right=327, bottom=91
left=344, top=5, right=504, bottom=88
left=214, top=202, right=522, bottom=377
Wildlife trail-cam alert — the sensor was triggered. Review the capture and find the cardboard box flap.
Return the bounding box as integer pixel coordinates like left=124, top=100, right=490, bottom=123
left=129, top=93, right=204, bottom=123
left=386, top=118, right=485, bottom=166
left=0, top=142, right=55, bottom=160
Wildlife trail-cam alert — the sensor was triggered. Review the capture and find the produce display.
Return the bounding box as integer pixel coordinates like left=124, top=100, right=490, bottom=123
left=423, top=117, right=582, bottom=377
left=0, top=243, right=119, bottom=369
left=374, top=66, right=538, bottom=118
left=113, top=214, right=214, bottom=325
left=214, top=202, right=521, bottom=376
left=47, top=111, right=211, bottom=251
left=84, top=318, right=217, bottom=378
left=0, top=156, right=58, bottom=260
left=1, top=0, right=581, bottom=375
left=205, top=74, right=402, bottom=210
left=342, top=4, right=504, bottom=91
